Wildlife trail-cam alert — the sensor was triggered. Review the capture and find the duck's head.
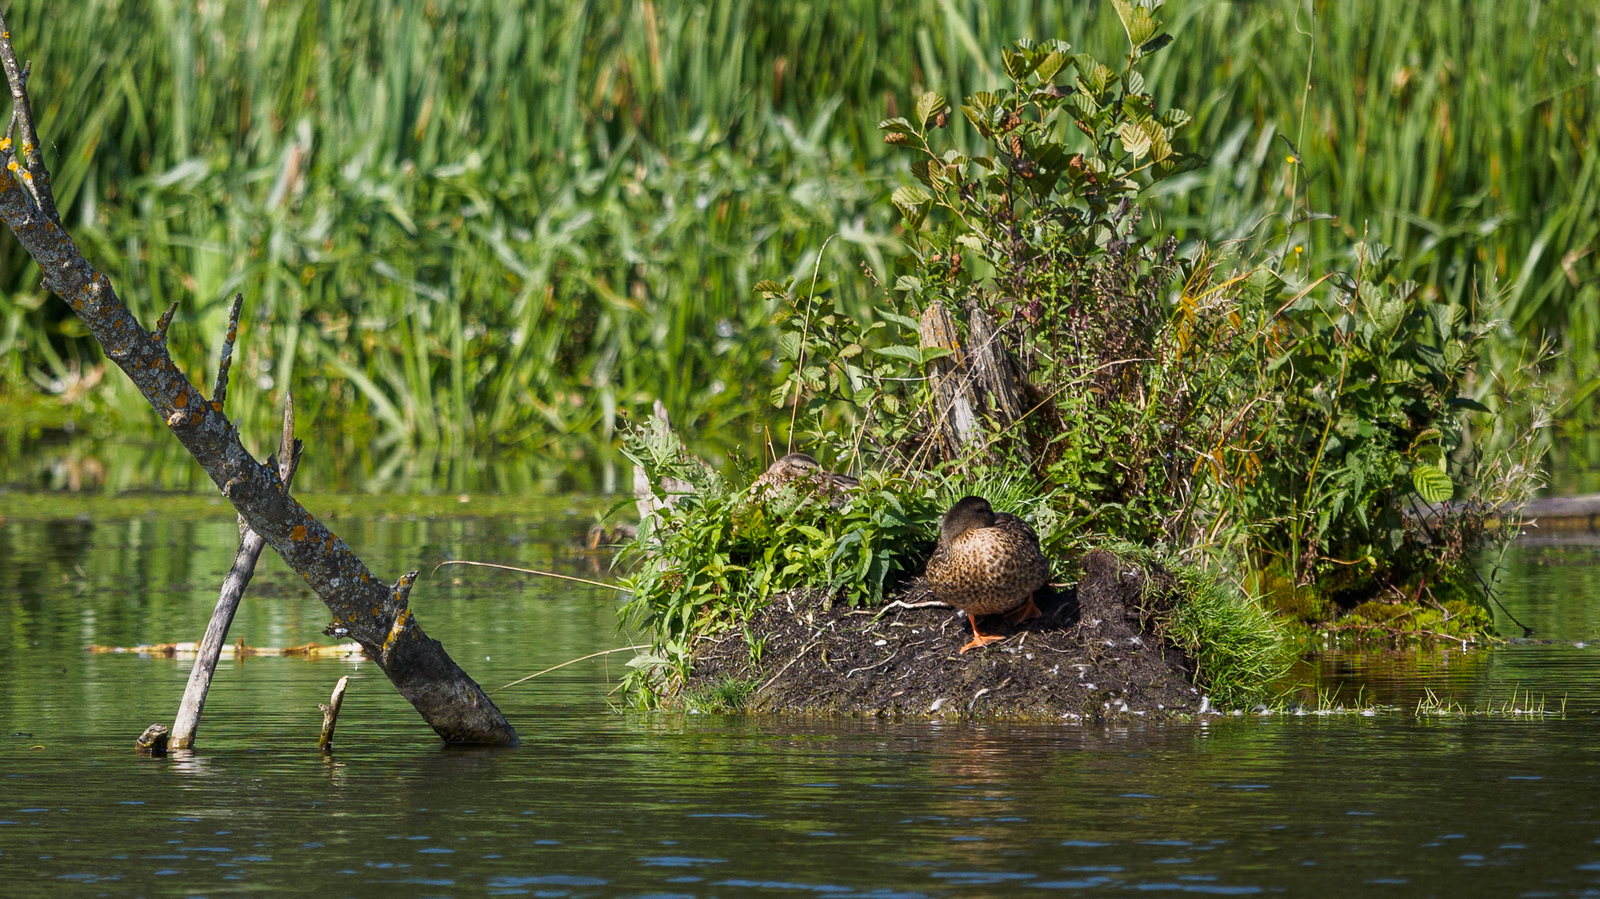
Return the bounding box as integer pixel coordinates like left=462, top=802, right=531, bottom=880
left=770, top=453, right=822, bottom=479
left=940, top=495, right=995, bottom=544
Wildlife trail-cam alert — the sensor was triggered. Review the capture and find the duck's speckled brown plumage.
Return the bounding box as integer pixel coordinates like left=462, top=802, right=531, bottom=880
left=751, top=453, right=860, bottom=498
left=926, top=496, right=1050, bottom=651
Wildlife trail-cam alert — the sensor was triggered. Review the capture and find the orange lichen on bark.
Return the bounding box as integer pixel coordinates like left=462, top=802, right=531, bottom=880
left=382, top=609, right=413, bottom=660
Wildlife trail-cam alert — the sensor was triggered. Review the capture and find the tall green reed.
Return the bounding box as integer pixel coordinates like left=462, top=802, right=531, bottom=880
left=1, top=0, right=1593, bottom=489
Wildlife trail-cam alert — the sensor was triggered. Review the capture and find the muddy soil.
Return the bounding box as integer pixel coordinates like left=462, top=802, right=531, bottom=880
left=688, top=548, right=1203, bottom=720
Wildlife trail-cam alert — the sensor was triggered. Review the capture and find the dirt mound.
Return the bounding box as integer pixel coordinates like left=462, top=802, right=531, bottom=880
left=688, top=549, right=1202, bottom=720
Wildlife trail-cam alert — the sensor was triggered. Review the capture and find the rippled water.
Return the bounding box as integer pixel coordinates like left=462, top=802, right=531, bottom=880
left=4, top=503, right=1600, bottom=896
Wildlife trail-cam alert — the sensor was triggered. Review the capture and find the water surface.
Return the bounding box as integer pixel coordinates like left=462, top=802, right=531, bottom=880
left=3, top=500, right=1600, bottom=896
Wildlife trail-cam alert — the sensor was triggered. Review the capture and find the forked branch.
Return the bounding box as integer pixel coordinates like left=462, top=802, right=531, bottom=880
left=0, top=14, right=515, bottom=745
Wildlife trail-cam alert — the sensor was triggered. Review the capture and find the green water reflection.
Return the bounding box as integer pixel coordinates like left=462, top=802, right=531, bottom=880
left=2, top=498, right=1600, bottom=896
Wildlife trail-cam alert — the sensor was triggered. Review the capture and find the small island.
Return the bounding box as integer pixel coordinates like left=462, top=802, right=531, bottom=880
left=617, top=11, right=1542, bottom=716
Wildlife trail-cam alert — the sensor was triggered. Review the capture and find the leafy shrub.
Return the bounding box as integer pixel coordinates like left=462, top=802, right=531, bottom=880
left=624, top=0, right=1548, bottom=707
left=765, top=0, right=1544, bottom=613
left=617, top=418, right=943, bottom=701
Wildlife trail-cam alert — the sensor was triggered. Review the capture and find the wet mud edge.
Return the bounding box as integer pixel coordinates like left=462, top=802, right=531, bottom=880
left=689, top=548, right=1203, bottom=720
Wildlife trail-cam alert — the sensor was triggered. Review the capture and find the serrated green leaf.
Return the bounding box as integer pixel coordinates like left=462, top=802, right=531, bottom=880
left=1160, top=108, right=1193, bottom=131
left=1411, top=427, right=1443, bottom=447
left=769, top=381, right=793, bottom=408
left=877, top=310, right=922, bottom=330
left=1075, top=54, right=1114, bottom=93
left=872, top=344, right=928, bottom=364
left=1144, top=119, right=1172, bottom=161
left=1036, top=50, right=1067, bottom=82
left=892, top=184, right=932, bottom=212
left=1412, top=466, right=1454, bottom=503
left=1118, top=121, right=1151, bottom=159
left=878, top=117, right=916, bottom=135
left=1415, top=445, right=1446, bottom=470
left=1111, top=0, right=1159, bottom=46
left=915, top=91, right=947, bottom=127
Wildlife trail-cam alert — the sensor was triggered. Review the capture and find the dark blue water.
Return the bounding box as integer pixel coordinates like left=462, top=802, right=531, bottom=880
left=3, top=506, right=1600, bottom=896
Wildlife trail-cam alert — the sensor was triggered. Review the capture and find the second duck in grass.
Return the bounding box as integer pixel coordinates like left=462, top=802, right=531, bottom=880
left=751, top=452, right=860, bottom=502
left=925, top=496, right=1050, bottom=653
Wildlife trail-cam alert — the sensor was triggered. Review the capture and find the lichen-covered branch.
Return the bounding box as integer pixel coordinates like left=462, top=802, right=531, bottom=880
left=0, top=15, right=516, bottom=746
left=171, top=396, right=304, bottom=751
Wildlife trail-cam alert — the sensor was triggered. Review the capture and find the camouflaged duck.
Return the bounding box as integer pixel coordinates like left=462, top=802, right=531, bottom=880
left=925, top=495, right=1050, bottom=653
left=751, top=453, right=859, bottom=502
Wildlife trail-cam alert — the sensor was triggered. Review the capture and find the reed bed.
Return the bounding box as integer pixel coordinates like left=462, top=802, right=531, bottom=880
left=1, top=0, right=1593, bottom=486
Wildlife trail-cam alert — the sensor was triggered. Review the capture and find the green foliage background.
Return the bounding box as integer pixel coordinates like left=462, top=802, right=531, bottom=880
left=1, top=0, right=1594, bottom=487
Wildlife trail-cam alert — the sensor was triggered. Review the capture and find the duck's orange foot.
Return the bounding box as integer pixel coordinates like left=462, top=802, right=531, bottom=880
left=959, top=633, right=1007, bottom=654
left=1004, top=593, right=1042, bottom=624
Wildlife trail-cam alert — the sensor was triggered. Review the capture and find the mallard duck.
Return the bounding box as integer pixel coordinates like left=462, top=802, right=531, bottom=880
left=751, top=452, right=860, bottom=498
left=925, top=495, right=1050, bottom=653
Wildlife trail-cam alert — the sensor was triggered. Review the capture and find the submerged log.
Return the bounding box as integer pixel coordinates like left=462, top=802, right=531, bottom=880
left=135, top=724, right=170, bottom=756
left=1522, top=494, right=1600, bottom=532
left=0, top=17, right=515, bottom=745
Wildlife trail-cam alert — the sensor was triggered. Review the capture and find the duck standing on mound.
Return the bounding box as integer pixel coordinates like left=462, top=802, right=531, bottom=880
left=925, top=496, right=1050, bottom=653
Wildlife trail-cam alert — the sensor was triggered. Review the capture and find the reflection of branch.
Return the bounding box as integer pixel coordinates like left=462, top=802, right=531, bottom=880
left=0, top=14, right=515, bottom=745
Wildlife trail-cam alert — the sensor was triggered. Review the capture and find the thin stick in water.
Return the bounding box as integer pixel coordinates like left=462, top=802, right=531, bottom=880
left=319, top=676, right=350, bottom=752
left=433, top=559, right=626, bottom=592
left=489, top=646, right=650, bottom=693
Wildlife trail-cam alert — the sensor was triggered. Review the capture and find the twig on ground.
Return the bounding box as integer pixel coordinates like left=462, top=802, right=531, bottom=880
left=875, top=598, right=952, bottom=619
left=756, top=633, right=825, bottom=695
left=846, top=650, right=898, bottom=678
